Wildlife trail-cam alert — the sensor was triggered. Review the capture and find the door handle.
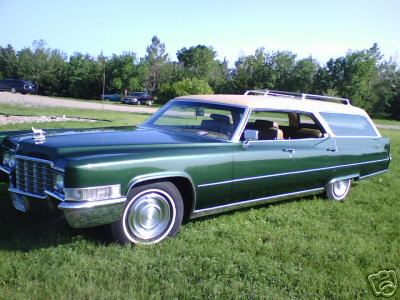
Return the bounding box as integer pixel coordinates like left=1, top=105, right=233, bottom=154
left=282, top=148, right=295, bottom=153
left=326, top=148, right=338, bottom=152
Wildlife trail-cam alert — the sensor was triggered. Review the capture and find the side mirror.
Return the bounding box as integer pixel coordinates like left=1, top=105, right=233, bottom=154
left=195, top=108, right=204, bottom=117
left=244, top=129, right=259, bottom=141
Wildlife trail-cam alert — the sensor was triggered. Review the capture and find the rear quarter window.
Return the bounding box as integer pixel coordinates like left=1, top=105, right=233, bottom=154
left=320, top=112, right=377, bottom=137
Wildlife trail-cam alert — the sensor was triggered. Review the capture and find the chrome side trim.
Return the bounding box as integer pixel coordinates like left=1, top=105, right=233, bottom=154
left=191, top=187, right=324, bottom=218
left=358, top=169, right=388, bottom=180
left=198, top=171, right=292, bottom=187
left=15, top=155, right=54, bottom=166
left=58, top=197, right=126, bottom=210
left=198, top=158, right=390, bottom=188
left=45, top=190, right=65, bottom=201
left=8, top=187, right=48, bottom=199
left=0, top=164, right=10, bottom=174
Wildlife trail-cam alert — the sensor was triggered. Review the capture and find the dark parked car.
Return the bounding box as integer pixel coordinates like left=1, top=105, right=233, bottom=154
left=101, top=93, right=121, bottom=101
left=0, top=79, right=36, bottom=94
left=122, top=92, right=154, bottom=105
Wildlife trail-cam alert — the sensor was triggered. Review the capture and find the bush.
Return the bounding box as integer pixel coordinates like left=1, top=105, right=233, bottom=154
left=157, top=77, right=213, bottom=103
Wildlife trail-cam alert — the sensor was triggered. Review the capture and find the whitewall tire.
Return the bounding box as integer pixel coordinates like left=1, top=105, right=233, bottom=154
left=111, top=181, right=183, bottom=245
left=326, top=179, right=352, bottom=201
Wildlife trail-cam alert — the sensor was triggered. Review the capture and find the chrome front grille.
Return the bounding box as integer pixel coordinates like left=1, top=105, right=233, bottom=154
left=15, top=158, right=54, bottom=196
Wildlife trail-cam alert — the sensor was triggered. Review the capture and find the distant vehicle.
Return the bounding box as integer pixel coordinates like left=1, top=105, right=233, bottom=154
left=101, top=93, right=121, bottom=101
left=0, top=79, right=36, bottom=94
left=122, top=92, right=154, bottom=105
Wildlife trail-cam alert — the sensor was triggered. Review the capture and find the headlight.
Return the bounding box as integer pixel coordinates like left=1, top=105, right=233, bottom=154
left=8, top=153, right=15, bottom=168
left=2, top=151, right=15, bottom=168
left=54, top=173, right=64, bottom=192
left=2, top=151, right=10, bottom=166
left=64, top=185, right=121, bottom=201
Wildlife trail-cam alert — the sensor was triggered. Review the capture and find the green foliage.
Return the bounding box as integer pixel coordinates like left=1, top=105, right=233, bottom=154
left=176, top=45, right=229, bottom=92
left=158, top=78, right=213, bottom=103
left=68, top=53, right=102, bottom=99
left=105, top=52, right=146, bottom=93
left=0, top=40, right=399, bottom=118
left=0, top=44, right=18, bottom=79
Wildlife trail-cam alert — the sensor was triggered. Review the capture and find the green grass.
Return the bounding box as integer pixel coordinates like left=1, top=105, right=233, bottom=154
left=0, top=105, right=399, bottom=299
left=372, top=118, right=400, bottom=126
left=0, top=103, right=150, bottom=131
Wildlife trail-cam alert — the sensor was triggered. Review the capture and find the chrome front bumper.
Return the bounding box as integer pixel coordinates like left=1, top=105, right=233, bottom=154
left=9, top=188, right=126, bottom=229
left=58, top=197, right=126, bottom=229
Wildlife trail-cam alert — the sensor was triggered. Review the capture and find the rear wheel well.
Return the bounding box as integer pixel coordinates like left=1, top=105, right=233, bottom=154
left=130, top=177, right=195, bottom=222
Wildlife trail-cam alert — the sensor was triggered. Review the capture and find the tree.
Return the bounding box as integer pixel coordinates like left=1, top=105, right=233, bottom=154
left=176, top=45, right=228, bottom=91
left=268, top=51, right=297, bottom=90
left=0, top=44, right=18, bottom=79
left=289, top=56, right=318, bottom=92
left=232, top=48, right=271, bottom=93
left=144, top=36, right=168, bottom=95
left=68, top=53, right=103, bottom=99
left=313, top=44, right=382, bottom=113
left=105, top=52, right=145, bottom=92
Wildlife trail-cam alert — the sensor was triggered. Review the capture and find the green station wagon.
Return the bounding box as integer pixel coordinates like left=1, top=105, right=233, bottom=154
left=0, top=90, right=391, bottom=244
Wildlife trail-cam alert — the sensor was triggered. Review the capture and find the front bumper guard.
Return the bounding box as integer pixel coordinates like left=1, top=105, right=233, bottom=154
left=59, top=197, right=126, bottom=229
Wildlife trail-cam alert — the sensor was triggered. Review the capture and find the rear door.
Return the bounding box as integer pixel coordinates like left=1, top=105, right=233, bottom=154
left=288, top=112, right=338, bottom=191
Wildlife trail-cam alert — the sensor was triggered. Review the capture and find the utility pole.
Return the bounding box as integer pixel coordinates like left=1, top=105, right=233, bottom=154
left=102, top=57, right=106, bottom=100
left=101, top=52, right=106, bottom=111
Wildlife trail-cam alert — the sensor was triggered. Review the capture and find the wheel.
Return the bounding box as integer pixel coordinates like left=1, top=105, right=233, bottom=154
left=326, top=179, right=352, bottom=201
left=111, top=181, right=184, bottom=244
left=11, top=88, right=16, bottom=93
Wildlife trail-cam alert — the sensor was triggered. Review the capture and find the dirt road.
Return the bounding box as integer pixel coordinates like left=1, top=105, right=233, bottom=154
left=0, top=92, right=158, bottom=114
left=0, top=92, right=399, bottom=130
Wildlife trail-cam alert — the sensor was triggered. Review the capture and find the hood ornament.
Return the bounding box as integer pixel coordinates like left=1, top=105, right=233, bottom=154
left=32, top=127, right=46, bottom=144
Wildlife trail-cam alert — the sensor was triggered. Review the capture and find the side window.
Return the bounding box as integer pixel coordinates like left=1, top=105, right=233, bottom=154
left=320, top=113, right=377, bottom=137
left=244, top=111, right=288, bottom=140
left=243, top=111, right=324, bottom=141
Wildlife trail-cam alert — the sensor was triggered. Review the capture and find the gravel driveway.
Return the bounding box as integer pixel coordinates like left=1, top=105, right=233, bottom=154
left=0, top=92, right=158, bottom=114
left=0, top=92, right=399, bottom=130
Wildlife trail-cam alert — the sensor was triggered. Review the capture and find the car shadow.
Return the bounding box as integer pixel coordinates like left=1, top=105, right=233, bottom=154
left=1, top=181, right=322, bottom=251
left=0, top=184, right=115, bottom=252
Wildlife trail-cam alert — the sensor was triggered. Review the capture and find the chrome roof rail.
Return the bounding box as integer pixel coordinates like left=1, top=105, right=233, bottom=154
left=244, top=90, right=269, bottom=96
left=244, top=89, right=350, bottom=105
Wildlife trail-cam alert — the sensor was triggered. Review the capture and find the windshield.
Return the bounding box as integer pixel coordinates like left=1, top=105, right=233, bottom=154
left=144, top=100, right=246, bottom=140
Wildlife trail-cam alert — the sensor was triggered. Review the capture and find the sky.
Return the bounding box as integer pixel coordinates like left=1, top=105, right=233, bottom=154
left=0, top=0, right=399, bottom=66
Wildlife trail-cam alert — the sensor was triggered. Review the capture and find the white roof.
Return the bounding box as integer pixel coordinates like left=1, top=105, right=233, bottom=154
left=174, top=94, right=368, bottom=116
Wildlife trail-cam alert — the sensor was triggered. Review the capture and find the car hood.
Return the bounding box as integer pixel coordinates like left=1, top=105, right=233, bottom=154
left=3, top=126, right=223, bottom=165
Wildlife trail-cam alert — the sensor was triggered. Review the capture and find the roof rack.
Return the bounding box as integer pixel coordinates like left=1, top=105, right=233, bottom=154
left=244, top=89, right=350, bottom=105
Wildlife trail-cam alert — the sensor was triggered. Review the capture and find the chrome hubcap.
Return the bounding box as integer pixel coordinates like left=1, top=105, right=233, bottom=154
left=333, top=180, right=349, bottom=197
left=127, top=192, right=171, bottom=240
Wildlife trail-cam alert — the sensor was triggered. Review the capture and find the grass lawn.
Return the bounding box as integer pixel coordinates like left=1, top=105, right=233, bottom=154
left=372, top=118, right=400, bottom=126
left=0, top=105, right=399, bottom=299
